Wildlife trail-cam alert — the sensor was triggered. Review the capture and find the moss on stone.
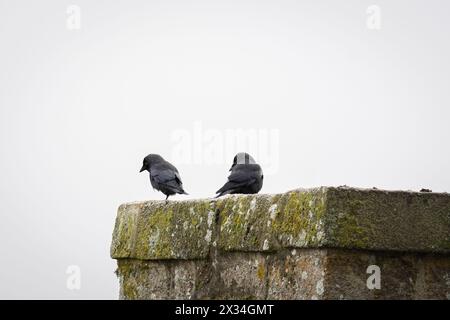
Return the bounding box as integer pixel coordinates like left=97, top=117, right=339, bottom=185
left=439, top=236, right=450, bottom=251
left=271, top=189, right=327, bottom=247
left=110, top=203, right=140, bottom=258
left=117, top=200, right=215, bottom=260
left=257, top=263, right=265, bottom=281
left=333, top=212, right=370, bottom=248
left=117, top=260, right=138, bottom=300
left=111, top=187, right=450, bottom=261
left=138, top=207, right=173, bottom=258
left=217, top=194, right=277, bottom=251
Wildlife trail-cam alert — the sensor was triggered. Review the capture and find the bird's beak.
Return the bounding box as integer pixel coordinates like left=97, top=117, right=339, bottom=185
left=139, top=165, right=145, bottom=173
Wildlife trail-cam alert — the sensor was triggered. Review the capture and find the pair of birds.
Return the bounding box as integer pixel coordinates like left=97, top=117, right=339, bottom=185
left=139, top=152, right=264, bottom=200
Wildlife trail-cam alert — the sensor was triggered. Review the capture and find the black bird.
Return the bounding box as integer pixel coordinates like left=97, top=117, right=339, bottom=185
left=215, top=152, right=263, bottom=197
left=139, top=154, right=188, bottom=201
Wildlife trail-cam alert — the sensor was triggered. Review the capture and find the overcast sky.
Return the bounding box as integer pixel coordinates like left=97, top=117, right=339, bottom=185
left=1, top=0, right=449, bottom=299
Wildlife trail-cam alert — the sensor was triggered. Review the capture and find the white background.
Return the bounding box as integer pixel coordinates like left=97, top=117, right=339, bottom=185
left=0, top=0, right=449, bottom=299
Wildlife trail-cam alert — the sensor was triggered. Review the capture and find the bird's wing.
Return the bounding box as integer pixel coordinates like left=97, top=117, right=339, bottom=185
left=215, top=166, right=258, bottom=195
left=227, top=165, right=261, bottom=183
left=152, top=168, right=177, bottom=184
left=173, top=170, right=183, bottom=185
left=151, top=163, right=185, bottom=194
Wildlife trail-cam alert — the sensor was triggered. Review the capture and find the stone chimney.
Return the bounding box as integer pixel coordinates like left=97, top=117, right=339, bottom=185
left=111, top=187, right=450, bottom=299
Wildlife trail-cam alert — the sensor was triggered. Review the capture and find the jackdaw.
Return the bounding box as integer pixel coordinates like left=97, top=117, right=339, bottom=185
left=139, top=154, right=188, bottom=201
left=215, top=152, right=263, bottom=197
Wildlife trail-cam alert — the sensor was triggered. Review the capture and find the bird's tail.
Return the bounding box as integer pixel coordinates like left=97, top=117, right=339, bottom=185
left=215, top=189, right=233, bottom=198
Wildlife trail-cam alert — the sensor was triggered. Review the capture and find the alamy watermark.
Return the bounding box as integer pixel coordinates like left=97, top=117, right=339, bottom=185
left=366, top=5, right=382, bottom=30
left=66, top=265, right=81, bottom=290
left=171, top=122, right=280, bottom=175
left=66, top=5, right=81, bottom=30
left=366, top=265, right=381, bottom=290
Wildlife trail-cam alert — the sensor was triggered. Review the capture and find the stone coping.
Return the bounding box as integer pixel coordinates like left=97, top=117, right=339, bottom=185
left=111, top=187, right=450, bottom=260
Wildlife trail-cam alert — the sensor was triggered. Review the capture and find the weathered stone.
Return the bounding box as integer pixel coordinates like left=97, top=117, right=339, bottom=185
left=216, top=187, right=450, bottom=253
left=111, top=200, right=216, bottom=259
left=217, top=189, right=328, bottom=252
left=322, top=249, right=450, bottom=300
left=267, top=249, right=327, bottom=300
left=111, top=187, right=450, bottom=299
left=323, top=187, right=450, bottom=252
left=215, top=253, right=268, bottom=299
left=117, top=259, right=172, bottom=300
left=172, top=261, right=197, bottom=299
left=110, top=202, right=140, bottom=258
left=116, top=259, right=207, bottom=300
left=115, top=250, right=450, bottom=300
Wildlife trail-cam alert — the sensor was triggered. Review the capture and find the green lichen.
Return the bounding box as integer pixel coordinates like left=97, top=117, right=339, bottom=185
left=257, top=263, right=265, bottom=281
left=333, top=213, right=370, bottom=248
left=271, top=189, right=327, bottom=247
left=129, top=200, right=214, bottom=259
left=117, top=260, right=139, bottom=300
left=217, top=189, right=328, bottom=251
left=438, top=236, right=450, bottom=251
left=122, top=280, right=138, bottom=300
left=111, top=204, right=141, bottom=258
left=324, top=190, right=372, bottom=248
left=142, top=208, right=173, bottom=258
left=217, top=194, right=275, bottom=251
left=112, top=187, right=450, bottom=262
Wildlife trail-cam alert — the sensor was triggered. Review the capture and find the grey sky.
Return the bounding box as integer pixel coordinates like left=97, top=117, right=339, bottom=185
left=0, top=0, right=449, bottom=299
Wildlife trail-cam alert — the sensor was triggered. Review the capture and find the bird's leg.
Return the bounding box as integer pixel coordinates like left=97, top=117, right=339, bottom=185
left=165, top=194, right=169, bottom=204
